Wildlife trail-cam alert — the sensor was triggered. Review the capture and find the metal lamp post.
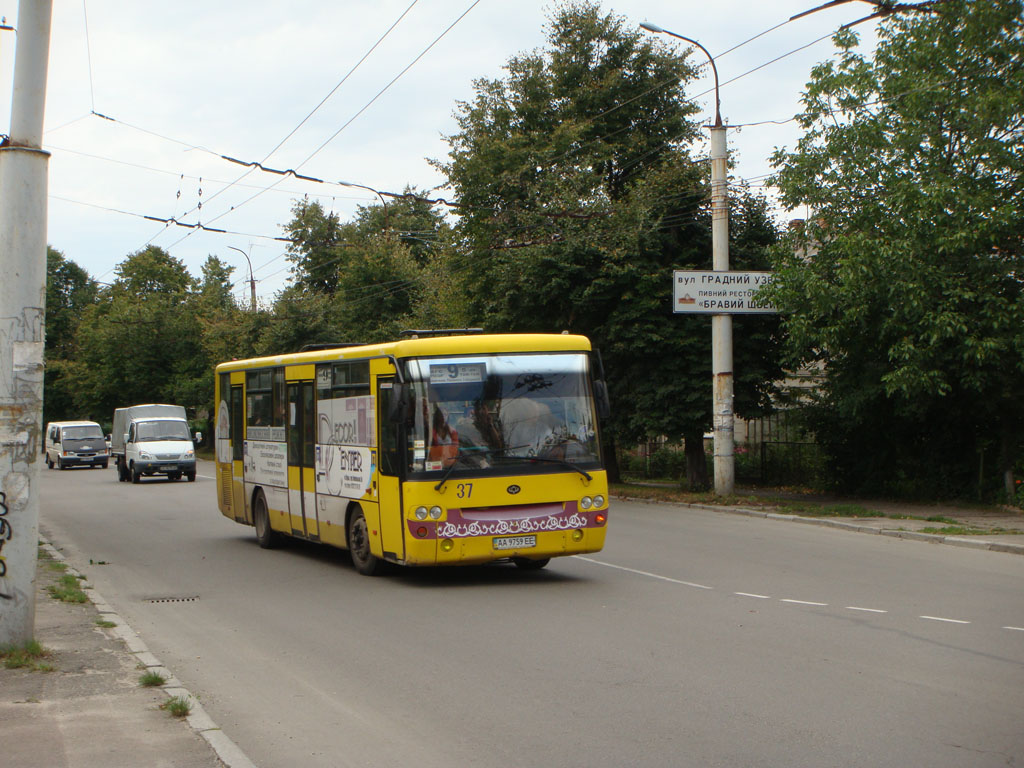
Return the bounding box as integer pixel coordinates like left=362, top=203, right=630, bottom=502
left=640, top=21, right=734, bottom=495
left=228, top=245, right=257, bottom=311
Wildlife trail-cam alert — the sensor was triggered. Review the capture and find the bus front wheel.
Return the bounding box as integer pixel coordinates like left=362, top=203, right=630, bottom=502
left=348, top=507, right=380, bottom=576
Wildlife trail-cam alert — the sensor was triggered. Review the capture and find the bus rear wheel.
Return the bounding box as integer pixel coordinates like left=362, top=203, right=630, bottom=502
left=348, top=507, right=380, bottom=576
left=253, top=491, right=281, bottom=549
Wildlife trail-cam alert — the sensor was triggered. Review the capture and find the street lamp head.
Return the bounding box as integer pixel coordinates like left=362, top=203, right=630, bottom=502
left=637, top=21, right=722, bottom=128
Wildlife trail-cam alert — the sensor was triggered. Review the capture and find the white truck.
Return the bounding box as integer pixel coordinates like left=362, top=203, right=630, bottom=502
left=111, top=404, right=198, bottom=483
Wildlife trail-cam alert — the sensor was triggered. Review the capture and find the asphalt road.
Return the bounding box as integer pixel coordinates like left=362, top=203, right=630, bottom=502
left=40, top=460, right=1024, bottom=768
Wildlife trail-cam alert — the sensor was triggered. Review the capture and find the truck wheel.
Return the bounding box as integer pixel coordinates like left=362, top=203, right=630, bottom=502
left=348, top=506, right=380, bottom=576
left=131, top=464, right=141, bottom=484
left=46, top=456, right=53, bottom=469
left=186, top=472, right=196, bottom=482
left=253, top=491, right=281, bottom=549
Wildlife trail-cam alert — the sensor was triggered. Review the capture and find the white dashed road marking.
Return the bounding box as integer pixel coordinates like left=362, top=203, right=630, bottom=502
left=575, top=558, right=1019, bottom=633
left=575, top=557, right=712, bottom=589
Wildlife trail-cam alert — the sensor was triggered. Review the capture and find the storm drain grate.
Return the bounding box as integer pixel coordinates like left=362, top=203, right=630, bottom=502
left=145, top=596, right=200, bottom=604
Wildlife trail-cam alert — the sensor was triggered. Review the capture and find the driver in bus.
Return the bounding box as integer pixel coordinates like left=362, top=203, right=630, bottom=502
left=429, top=398, right=459, bottom=468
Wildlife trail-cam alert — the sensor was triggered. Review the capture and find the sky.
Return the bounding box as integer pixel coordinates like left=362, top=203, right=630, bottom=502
left=0, top=0, right=881, bottom=305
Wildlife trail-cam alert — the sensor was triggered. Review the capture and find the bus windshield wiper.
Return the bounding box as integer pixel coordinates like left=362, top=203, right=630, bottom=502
left=519, top=455, right=592, bottom=481
left=433, top=451, right=476, bottom=491
left=432, top=445, right=525, bottom=491
left=433, top=445, right=591, bottom=489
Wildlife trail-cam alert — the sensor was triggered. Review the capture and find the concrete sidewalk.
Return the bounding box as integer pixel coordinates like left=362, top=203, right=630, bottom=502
left=0, top=540, right=253, bottom=768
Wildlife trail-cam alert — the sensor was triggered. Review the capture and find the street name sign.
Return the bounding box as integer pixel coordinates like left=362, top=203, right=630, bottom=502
left=673, top=270, right=778, bottom=314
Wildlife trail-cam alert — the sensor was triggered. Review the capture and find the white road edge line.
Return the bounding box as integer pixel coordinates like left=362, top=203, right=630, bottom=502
left=735, top=592, right=771, bottom=599
left=1002, top=626, right=1024, bottom=632
left=780, top=599, right=828, bottom=606
left=575, top=557, right=713, bottom=590
left=847, top=606, right=888, bottom=613
left=920, top=615, right=970, bottom=624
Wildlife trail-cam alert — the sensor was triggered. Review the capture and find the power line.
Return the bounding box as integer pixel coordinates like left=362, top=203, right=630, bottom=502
left=49, top=194, right=293, bottom=242
left=161, top=0, right=484, bottom=254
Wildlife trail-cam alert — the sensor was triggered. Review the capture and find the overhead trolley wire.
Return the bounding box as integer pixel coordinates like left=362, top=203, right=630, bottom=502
left=161, top=0, right=483, bottom=253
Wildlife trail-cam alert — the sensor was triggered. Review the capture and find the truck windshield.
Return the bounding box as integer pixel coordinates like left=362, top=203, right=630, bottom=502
left=136, top=421, right=191, bottom=441
left=405, top=352, right=600, bottom=477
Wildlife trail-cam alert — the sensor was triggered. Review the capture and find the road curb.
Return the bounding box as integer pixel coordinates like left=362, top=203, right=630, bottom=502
left=40, top=539, right=258, bottom=768
left=612, top=496, right=1024, bottom=556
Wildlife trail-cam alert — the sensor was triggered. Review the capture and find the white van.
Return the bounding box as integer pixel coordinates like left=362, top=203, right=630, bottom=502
left=44, top=421, right=110, bottom=470
left=111, top=404, right=197, bottom=483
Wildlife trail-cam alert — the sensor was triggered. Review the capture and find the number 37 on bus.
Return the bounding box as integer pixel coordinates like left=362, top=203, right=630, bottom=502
left=213, top=331, right=611, bottom=575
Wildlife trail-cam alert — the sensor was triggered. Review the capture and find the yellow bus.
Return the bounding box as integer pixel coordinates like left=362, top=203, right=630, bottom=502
left=213, top=331, right=611, bottom=574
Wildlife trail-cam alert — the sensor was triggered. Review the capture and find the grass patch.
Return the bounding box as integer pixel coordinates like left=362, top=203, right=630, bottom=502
left=95, top=618, right=117, bottom=629
left=47, top=574, right=88, bottom=604
left=921, top=526, right=988, bottom=536
left=45, top=560, right=68, bottom=573
left=161, top=695, right=191, bottom=717
left=0, top=639, right=53, bottom=671
left=139, top=670, right=167, bottom=687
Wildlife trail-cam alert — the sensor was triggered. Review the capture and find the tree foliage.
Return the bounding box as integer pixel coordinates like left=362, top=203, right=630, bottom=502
left=768, top=0, right=1024, bottom=498
left=437, top=0, right=783, bottom=486
left=43, top=247, right=97, bottom=425
left=74, top=247, right=207, bottom=419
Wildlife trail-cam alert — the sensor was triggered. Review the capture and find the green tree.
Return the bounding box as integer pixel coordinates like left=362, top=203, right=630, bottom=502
left=437, top=0, right=782, bottom=487
left=43, top=247, right=97, bottom=425
left=283, top=198, right=344, bottom=295
left=266, top=194, right=451, bottom=353
left=75, top=247, right=206, bottom=418
left=768, top=0, right=1024, bottom=499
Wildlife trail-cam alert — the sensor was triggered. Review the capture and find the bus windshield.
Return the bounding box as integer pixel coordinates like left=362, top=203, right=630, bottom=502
left=405, top=352, right=600, bottom=476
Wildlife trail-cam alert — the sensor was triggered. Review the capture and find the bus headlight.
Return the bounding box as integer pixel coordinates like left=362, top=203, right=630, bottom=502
left=593, top=495, right=605, bottom=508
left=580, top=496, right=593, bottom=510
left=429, top=506, right=443, bottom=520
left=572, top=529, right=584, bottom=542
left=414, top=506, right=428, bottom=520
left=440, top=538, right=455, bottom=553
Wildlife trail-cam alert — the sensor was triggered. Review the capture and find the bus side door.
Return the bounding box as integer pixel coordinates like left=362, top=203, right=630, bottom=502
left=376, top=377, right=405, bottom=562
left=287, top=380, right=319, bottom=540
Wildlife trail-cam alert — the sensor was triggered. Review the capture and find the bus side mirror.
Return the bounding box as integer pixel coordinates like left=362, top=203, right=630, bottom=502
left=593, top=380, right=611, bottom=421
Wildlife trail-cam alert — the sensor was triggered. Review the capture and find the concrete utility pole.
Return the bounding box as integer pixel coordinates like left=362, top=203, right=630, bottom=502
left=641, top=21, right=734, bottom=495
left=0, top=0, right=53, bottom=646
